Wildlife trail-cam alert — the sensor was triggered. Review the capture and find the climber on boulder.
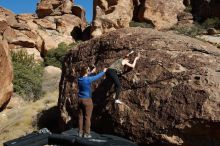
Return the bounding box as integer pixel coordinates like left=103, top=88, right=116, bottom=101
left=77, top=66, right=107, bottom=138
left=106, top=51, right=141, bottom=104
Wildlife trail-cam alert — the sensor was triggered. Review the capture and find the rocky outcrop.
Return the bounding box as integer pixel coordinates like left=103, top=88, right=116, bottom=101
left=0, top=2, right=86, bottom=60
left=42, top=66, right=61, bottom=93
left=36, top=0, right=73, bottom=18
left=91, top=0, right=185, bottom=36
left=197, top=34, right=220, bottom=47
left=177, top=11, right=194, bottom=26
left=72, top=5, right=87, bottom=28
left=58, top=27, right=220, bottom=145
left=91, top=0, right=134, bottom=37
left=137, top=0, right=185, bottom=29
left=191, top=0, right=220, bottom=19
left=0, top=40, right=13, bottom=111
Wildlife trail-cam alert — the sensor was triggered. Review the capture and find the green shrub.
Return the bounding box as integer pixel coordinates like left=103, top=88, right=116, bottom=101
left=12, top=50, right=44, bottom=101
left=44, top=42, right=80, bottom=68
left=172, top=25, right=204, bottom=37
left=201, top=17, right=220, bottom=29
left=129, top=21, right=154, bottom=28
left=184, top=5, right=192, bottom=13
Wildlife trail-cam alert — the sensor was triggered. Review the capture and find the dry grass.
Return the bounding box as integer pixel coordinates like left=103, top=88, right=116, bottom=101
left=0, top=91, right=58, bottom=145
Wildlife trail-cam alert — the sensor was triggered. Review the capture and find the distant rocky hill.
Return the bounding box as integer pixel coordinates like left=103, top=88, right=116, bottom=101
left=0, top=0, right=86, bottom=61
left=58, top=27, right=220, bottom=145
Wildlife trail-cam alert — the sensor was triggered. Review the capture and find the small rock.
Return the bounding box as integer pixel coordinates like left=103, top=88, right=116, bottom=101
left=207, top=28, right=218, bottom=35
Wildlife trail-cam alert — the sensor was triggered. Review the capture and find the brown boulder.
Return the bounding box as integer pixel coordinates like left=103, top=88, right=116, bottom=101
left=7, top=29, right=36, bottom=48
left=0, top=7, right=17, bottom=28
left=0, top=18, right=9, bottom=34
left=0, top=7, right=16, bottom=34
left=191, top=0, right=220, bottom=19
left=16, top=14, right=36, bottom=22
left=36, top=28, right=72, bottom=52
left=10, top=36, right=36, bottom=48
left=91, top=0, right=134, bottom=37
left=207, top=28, right=218, bottom=35
left=36, top=0, right=74, bottom=18
left=178, top=12, right=193, bottom=21
left=62, top=0, right=73, bottom=14
left=137, top=0, right=185, bottom=29
left=0, top=40, right=13, bottom=111
left=177, top=11, right=194, bottom=26
left=3, top=27, right=17, bottom=43
left=72, top=5, right=87, bottom=28
left=0, top=7, right=15, bottom=17
left=32, top=14, right=83, bottom=51
left=58, top=27, right=220, bottom=145
left=55, top=14, right=82, bottom=34
left=33, top=18, right=57, bottom=30
left=16, top=14, right=39, bottom=31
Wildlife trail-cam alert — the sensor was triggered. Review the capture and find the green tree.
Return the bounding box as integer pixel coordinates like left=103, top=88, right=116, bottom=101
left=12, top=50, right=44, bottom=100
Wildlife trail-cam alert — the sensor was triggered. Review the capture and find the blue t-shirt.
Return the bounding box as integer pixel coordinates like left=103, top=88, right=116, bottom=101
left=78, top=71, right=105, bottom=98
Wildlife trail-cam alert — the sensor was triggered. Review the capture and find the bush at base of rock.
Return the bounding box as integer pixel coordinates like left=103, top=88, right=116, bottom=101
left=12, top=50, right=44, bottom=101
left=201, top=17, right=220, bottom=29
left=184, top=5, right=192, bottom=13
left=129, top=21, right=154, bottom=28
left=44, top=42, right=80, bottom=68
left=172, top=24, right=204, bottom=37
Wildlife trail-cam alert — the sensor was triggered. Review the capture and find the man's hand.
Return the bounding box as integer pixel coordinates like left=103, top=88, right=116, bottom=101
left=103, top=68, right=108, bottom=72
left=91, top=66, right=96, bottom=73
left=126, top=50, right=134, bottom=57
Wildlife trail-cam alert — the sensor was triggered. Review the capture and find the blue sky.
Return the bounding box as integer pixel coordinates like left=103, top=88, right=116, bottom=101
left=0, top=0, right=93, bottom=22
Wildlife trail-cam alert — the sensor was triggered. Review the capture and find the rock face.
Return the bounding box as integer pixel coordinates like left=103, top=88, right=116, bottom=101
left=0, top=40, right=13, bottom=111
left=58, top=27, right=220, bottom=145
left=91, top=0, right=185, bottom=37
left=137, top=0, right=185, bottom=29
left=42, top=66, right=62, bottom=93
left=0, top=4, right=86, bottom=60
left=91, top=0, right=134, bottom=37
left=191, top=0, right=220, bottom=19
left=36, top=0, right=73, bottom=18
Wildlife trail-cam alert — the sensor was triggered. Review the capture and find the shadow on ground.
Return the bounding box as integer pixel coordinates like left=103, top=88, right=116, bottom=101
left=36, top=106, right=61, bottom=133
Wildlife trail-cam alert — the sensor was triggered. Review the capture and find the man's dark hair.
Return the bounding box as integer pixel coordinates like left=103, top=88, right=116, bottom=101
left=80, top=66, right=88, bottom=77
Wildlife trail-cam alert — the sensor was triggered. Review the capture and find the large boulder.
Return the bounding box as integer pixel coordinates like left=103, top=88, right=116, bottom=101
left=91, top=0, right=134, bottom=37
left=0, top=40, right=13, bottom=111
left=58, top=27, right=220, bottom=145
left=137, top=0, right=185, bottom=29
left=191, top=0, right=220, bottom=19
left=72, top=5, right=87, bottom=28
left=0, top=7, right=16, bottom=34
left=42, top=66, right=62, bottom=93
left=36, top=0, right=74, bottom=18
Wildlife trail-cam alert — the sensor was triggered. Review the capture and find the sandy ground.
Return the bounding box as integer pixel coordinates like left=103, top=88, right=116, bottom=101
left=0, top=91, right=58, bottom=146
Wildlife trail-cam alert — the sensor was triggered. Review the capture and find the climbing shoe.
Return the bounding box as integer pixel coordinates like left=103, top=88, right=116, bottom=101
left=84, top=133, right=92, bottom=138
left=115, top=99, right=123, bottom=104
left=78, top=132, right=83, bottom=138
